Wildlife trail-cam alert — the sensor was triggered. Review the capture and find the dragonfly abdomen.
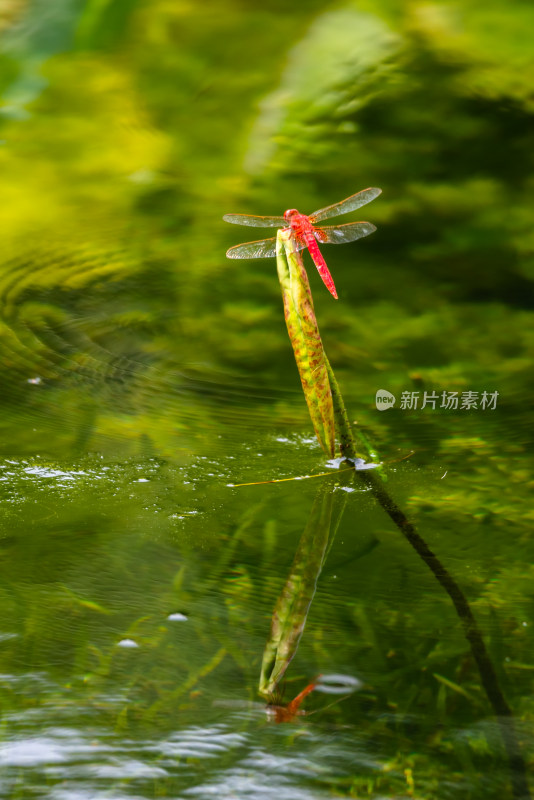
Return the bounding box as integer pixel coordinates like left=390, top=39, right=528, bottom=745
left=304, top=232, right=338, bottom=300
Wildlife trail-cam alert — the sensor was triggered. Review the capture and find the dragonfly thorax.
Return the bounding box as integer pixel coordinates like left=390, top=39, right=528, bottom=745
left=284, top=209, right=312, bottom=238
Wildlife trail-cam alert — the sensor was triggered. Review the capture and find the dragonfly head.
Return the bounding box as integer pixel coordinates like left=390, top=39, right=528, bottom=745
left=283, top=208, right=299, bottom=222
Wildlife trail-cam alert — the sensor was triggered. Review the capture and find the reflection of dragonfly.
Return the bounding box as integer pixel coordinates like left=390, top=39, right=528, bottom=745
left=266, top=674, right=362, bottom=723
left=266, top=678, right=318, bottom=723
left=223, top=187, right=381, bottom=299
left=213, top=674, right=362, bottom=724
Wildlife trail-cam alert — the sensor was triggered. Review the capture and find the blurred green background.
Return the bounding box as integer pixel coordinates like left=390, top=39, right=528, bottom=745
left=1, top=2, right=534, bottom=799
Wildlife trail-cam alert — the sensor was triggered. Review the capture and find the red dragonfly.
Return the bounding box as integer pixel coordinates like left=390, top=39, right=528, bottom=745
left=223, top=187, right=381, bottom=299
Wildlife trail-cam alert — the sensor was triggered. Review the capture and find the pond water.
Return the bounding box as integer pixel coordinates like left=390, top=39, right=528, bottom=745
left=1, top=1, right=533, bottom=799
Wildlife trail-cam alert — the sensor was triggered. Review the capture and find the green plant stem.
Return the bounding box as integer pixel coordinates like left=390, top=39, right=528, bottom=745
left=362, top=471, right=530, bottom=799
left=328, top=353, right=530, bottom=800
left=324, top=352, right=356, bottom=458
left=324, top=351, right=384, bottom=468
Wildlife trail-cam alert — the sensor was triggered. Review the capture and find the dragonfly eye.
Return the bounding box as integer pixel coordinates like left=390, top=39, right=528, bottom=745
left=283, top=209, right=299, bottom=221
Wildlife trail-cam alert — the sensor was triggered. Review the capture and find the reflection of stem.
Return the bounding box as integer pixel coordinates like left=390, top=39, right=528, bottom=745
left=330, top=373, right=530, bottom=800
left=259, top=483, right=347, bottom=699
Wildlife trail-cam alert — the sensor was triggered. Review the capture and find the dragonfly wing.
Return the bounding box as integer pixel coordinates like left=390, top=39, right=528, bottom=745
left=310, top=187, right=382, bottom=223
left=223, top=213, right=286, bottom=228
left=317, top=221, right=377, bottom=245
left=226, top=237, right=278, bottom=259
left=226, top=234, right=308, bottom=259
